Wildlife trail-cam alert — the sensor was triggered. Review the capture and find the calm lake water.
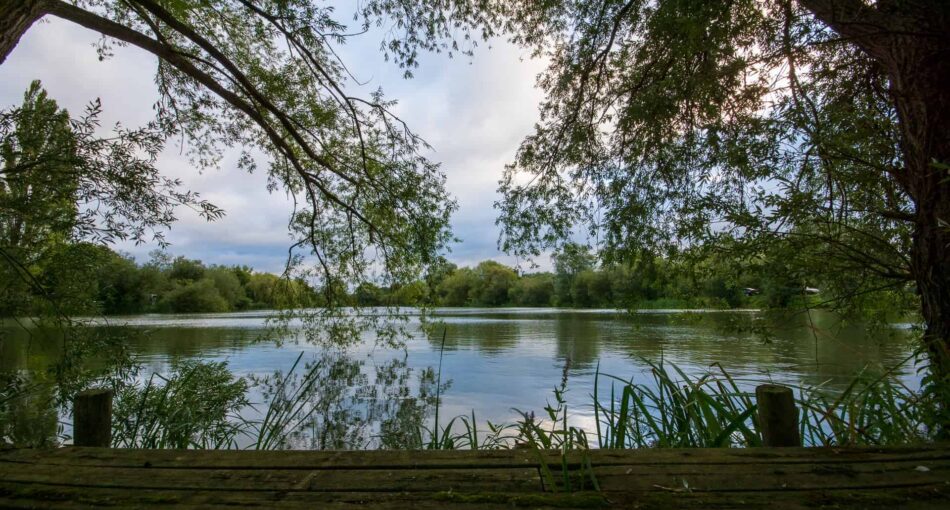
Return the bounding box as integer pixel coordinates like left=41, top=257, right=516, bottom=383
left=1, top=308, right=919, bottom=447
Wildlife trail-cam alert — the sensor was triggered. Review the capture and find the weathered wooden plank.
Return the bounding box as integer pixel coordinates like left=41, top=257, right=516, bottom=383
left=1, top=455, right=946, bottom=493
left=0, top=484, right=610, bottom=509
left=589, top=462, right=950, bottom=492
left=3, top=445, right=949, bottom=470
left=603, top=484, right=950, bottom=510
left=0, top=464, right=544, bottom=493
left=2, top=482, right=948, bottom=509
left=1, top=446, right=948, bottom=508
left=0, top=485, right=547, bottom=509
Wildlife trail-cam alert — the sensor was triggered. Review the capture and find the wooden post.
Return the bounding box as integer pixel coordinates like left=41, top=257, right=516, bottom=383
left=755, top=384, right=801, bottom=447
left=73, top=388, right=113, bottom=447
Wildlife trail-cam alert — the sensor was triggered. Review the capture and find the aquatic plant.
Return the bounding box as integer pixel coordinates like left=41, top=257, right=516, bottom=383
left=591, top=358, right=930, bottom=449
left=798, top=365, right=931, bottom=446
left=594, top=360, right=760, bottom=448
left=98, top=348, right=933, bottom=452
left=111, top=359, right=248, bottom=449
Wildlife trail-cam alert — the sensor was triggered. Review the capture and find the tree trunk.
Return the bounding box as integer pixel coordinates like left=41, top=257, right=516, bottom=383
left=800, top=1, right=950, bottom=428
left=877, top=16, right=950, bottom=392
left=904, top=66, right=950, bottom=387
left=0, top=0, right=48, bottom=65
left=915, top=172, right=950, bottom=383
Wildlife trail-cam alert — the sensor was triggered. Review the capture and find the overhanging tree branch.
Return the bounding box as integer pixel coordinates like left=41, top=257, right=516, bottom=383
left=43, top=0, right=383, bottom=242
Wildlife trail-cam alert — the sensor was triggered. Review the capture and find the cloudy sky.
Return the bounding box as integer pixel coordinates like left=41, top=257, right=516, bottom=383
left=0, top=13, right=549, bottom=273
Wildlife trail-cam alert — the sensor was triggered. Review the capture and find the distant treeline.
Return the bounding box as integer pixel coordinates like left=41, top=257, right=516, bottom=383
left=4, top=242, right=813, bottom=316
left=360, top=244, right=805, bottom=310
left=2, top=243, right=317, bottom=316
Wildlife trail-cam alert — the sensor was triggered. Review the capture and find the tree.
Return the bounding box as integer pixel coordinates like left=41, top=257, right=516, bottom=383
left=0, top=81, right=77, bottom=263
left=0, top=80, right=220, bottom=249
left=436, top=2, right=949, bottom=393
left=573, top=269, right=613, bottom=308
left=157, top=278, right=229, bottom=313
left=168, top=257, right=205, bottom=283
left=207, top=267, right=249, bottom=310
left=95, top=250, right=152, bottom=315
left=1, top=1, right=456, bottom=320
left=436, top=267, right=479, bottom=306
left=38, top=243, right=107, bottom=315
left=423, top=257, right=457, bottom=303
left=1, top=80, right=214, bottom=317
left=552, top=243, right=596, bottom=306
left=389, top=280, right=429, bottom=306
left=0, top=81, right=77, bottom=315
left=354, top=282, right=385, bottom=307
left=509, top=273, right=555, bottom=306
left=473, top=260, right=518, bottom=306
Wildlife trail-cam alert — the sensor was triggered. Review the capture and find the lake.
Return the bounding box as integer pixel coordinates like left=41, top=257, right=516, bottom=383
left=1, top=308, right=919, bottom=448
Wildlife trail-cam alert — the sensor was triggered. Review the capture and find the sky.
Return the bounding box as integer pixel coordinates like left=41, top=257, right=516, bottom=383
left=0, top=13, right=550, bottom=273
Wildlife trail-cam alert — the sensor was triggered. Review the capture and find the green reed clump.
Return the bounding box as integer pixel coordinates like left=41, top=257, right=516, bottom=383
left=798, top=367, right=930, bottom=446
left=246, top=352, right=325, bottom=450
left=378, top=355, right=931, bottom=454
left=594, top=360, right=760, bottom=448
left=112, top=359, right=248, bottom=449
left=378, top=328, right=516, bottom=451
left=248, top=351, right=382, bottom=450
left=591, top=359, right=932, bottom=449
left=381, top=405, right=521, bottom=450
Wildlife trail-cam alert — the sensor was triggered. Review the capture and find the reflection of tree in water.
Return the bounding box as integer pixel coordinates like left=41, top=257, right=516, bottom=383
left=1, top=322, right=135, bottom=447
left=115, top=326, right=261, bottom=359
left=616, top=311, right=918, bottom=392
left=2, top=310, right=920, bottom=448
left=427, top=321, right=520, bottom=355
left=0, top=370, right=59, bottom=447
left=554, top=313, right=602, bottom=369
left=1, top=320, right=441, bottom=450
left=247, top=350, right=443, bottom=450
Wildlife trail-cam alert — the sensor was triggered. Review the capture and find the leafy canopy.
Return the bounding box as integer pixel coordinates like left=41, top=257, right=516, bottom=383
left=36, top=0, right=458, bottom=297
left=345, top=0, right=912, bottom=314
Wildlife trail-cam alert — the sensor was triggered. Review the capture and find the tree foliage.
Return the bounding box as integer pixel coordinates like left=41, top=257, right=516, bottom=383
left=467, top=0, right=949, bottom=424
left=0, top=80, right=219, bottom=316
left=486, top=1, right=913, bottom=311
left=5, top=1, right=456, bottom=299
left=347, top=1, right=947, bottom=387
left=0, top=82, right=77, bottom=263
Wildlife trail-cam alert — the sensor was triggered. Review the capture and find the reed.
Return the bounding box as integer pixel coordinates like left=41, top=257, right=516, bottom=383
left=111, top=360, right=247, bottom=449
left=591, top=359, right=930, bottom=449
left=512, top=383, right=599, bottom=492
left=593, top=360, right=760, bottom=448
left=798, top=367, right=929, bottom=446
left=245, top=352, right=328, bottom=450
left=105, top=352, right=932, bottom=452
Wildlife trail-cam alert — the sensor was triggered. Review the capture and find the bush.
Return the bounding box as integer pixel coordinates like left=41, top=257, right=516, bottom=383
left=157, top=278, right=229, bottom=313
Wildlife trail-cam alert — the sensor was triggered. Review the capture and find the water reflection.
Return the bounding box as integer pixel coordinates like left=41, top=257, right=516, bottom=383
left=1, top=309, right=918, bottom=448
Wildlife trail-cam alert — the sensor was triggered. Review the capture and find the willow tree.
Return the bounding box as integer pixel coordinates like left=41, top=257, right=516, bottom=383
left=442, top=2, right=947, bottom=388
left=1, top=0, right=462, bottom=344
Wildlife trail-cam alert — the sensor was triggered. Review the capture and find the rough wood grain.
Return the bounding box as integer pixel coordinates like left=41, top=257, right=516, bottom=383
left=72, top=389, right=112, bottom=448
left=0, top=445, right=948, bottom=508
left=756, top=384, right=802, bottom=447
